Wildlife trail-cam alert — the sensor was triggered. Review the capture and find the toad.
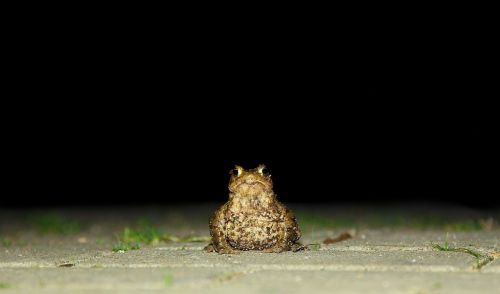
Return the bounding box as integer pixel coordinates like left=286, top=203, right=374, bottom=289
left=205, top=165, right=302, bottom=254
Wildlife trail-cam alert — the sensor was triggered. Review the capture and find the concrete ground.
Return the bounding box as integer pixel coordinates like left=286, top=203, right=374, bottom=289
left=0, top=203, right=499, bottom=293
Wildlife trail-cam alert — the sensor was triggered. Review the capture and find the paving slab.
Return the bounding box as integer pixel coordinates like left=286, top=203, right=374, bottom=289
left=323, top=230, right=500, bottom=249
left=69, top=247, right=476, bottom=272
left=0, top=204, right=499, bottom=293
left=483, top=257, right=500, bottom=273
left=2, top=231, right=497, bottom=269
left=0, top=268, right=499, bottom=294
left=0, top=236, right=112, bottom=267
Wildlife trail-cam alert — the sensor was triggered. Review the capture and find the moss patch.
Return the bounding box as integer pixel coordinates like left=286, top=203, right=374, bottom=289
left=28, top=213, right=84, bottom=234
left=1, top=238, right=13, bottom=247
left=0, top=282, right=11, bottom=289
left=112, top=226, right=210, bottom=252
left=432, top=242, right=494, bottom=270
left=164, top=274, right=173, bottom=287
left=112, top=242, right=140, bottom=252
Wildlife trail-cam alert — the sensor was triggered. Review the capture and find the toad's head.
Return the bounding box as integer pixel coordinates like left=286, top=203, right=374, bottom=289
left=228, top=165, right=273, bottom=198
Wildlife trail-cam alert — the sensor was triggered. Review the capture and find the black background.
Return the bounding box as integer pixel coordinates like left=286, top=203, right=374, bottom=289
left=4, top=13, right=496, bottom=209
left=5, top=97, right=495, bottom=208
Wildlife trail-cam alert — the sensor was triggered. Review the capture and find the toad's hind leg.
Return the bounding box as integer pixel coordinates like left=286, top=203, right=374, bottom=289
left=206, top=205, right=240, bottom=254
left=264, top=207, right=302, bottom=253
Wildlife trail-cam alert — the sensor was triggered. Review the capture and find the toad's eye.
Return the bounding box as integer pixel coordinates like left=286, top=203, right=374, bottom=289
left=257, top=164, right=269, bottom=175
left=231, top=166, right=243, bottom=177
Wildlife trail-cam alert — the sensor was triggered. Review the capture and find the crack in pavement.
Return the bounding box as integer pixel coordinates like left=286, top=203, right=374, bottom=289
left=156, top=245, right=434, bottom=252
left=2, top=246, right=499, bottom=274
left=431, top=244, right=498, bottom=271
left=1, top=262, right=493, bottom=273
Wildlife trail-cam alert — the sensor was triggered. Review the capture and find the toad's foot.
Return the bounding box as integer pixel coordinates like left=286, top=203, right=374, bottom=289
left=263, top=243, right=307, bottom=253
left=291, top=243, right=308, bottom=252
left=204, top=244, right=241, bottom=254
left=204, top=244, right=215, bottom=252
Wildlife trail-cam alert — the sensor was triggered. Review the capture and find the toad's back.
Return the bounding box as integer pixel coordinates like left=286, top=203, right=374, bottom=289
left=225, top=210, right=282, bottom=250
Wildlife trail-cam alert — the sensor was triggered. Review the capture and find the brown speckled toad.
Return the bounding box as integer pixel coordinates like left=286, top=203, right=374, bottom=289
left=205, top=165, right=302, bottom=254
